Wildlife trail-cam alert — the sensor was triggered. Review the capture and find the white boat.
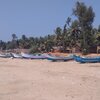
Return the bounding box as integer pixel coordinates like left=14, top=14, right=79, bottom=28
left=21, top=52, right=46, bottom=59
left=11, top=53, right=22, bottom=58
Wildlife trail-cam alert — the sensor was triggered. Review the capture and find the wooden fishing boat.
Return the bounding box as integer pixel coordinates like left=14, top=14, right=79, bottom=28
left=46, top=54, right=73, bottom=61
left=11, top=53, right=22, bottom=58
left=73, top=55, right=100, bottom=63
left=21, top=52, right=46, bottom=59
left=0, top=53, right=12, bottom=58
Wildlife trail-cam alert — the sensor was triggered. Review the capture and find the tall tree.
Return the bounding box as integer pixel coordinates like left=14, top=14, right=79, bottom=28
left=66, top=17, right=71, bottom=27
left=12, top=34, right=17, bottom=41
left=98, top=25, right=100, bottom=32
left=19, top=35, right=30, bottom=49
left=55, top=27, right=63, bottom=46
left=11, top=33, right=18, bottom=49
left=73, top=1, right=95, bottom=53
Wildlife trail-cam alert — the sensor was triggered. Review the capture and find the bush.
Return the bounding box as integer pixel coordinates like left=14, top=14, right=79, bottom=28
left=82, top=48, right=88, bottom=55
left=29, top=45, right=40, bottom=54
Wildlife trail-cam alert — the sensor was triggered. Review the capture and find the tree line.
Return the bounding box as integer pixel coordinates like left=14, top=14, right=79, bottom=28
left=0, top=1, right=100, bottom=54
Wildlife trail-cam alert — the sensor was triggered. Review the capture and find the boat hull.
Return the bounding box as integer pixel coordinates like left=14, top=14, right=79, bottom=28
left=21, top=53, right=46, bottom=59
left=46, top=55, right=73, bottom=62
left=74, top=55, right=100, bottom=63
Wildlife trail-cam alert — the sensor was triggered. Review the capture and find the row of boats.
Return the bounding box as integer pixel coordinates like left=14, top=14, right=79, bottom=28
left=0, top=52, right=100, bottom=63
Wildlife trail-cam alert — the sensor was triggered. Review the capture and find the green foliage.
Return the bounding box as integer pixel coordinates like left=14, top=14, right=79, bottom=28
left=29, top=45, right=40, bottom=54
left=71, top=20, right=79, bottom=29
left=98, top=25, right=100, bottom=32
left=72, top=1, right=95, bottom=54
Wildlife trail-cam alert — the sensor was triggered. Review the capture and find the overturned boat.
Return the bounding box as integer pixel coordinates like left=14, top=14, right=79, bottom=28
left=11, top=53, right=22, bottom=58
left=21, top=52, right=46, bottom=59
left=73, top=55, right=100, bottom=63
left=46, top=54, right=73, bottom=61
left=0, top=54, right=7, bottom=58
left=0, top=53, right=12, bottom=58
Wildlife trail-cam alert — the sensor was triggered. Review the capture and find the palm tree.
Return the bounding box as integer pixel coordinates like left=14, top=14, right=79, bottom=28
left=66, top=17, right=71, bottom=27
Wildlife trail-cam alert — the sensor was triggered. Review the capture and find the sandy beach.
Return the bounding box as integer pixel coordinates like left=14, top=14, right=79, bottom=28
left=0, top=58, right=100, bottom=100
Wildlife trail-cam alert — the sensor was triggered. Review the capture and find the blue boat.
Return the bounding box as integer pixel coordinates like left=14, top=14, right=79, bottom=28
left=73, top=55, right=100, bottom=63
left=46, top=54, right=73, bottom=62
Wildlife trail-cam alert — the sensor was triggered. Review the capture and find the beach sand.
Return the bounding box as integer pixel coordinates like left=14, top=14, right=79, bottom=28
left=0, top=58, right=100, bottom=100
